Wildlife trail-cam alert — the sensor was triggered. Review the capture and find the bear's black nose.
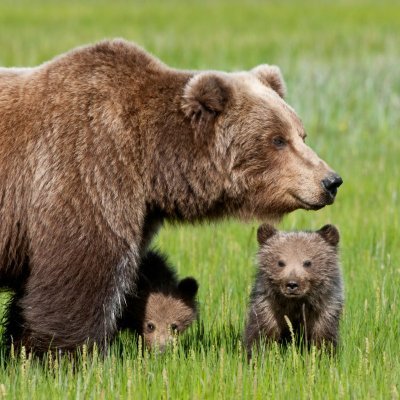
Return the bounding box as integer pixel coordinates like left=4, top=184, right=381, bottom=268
left=286, top=281, right=299, bottom=291
left=322, top=173, right=343, bottom=198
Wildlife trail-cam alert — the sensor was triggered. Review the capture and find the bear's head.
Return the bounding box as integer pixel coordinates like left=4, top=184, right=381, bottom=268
left=141, top=277, right=199, bottom=352
left=256, top=224, right=341, bottom=301
left=182, top=66, right=342, bottom=221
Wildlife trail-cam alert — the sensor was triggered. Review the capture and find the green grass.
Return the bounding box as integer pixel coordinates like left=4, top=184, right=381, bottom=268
left=1, top=0, right=400, bottom=398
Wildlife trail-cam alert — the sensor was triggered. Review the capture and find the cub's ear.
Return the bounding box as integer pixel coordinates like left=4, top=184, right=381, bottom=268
left=182, top=72, right=230, bottom=128
left=257, top=224, right=278, bottom=245
left=317, top=224, right=340, bottom=247
left=251, top=64, right=286, bottom=98
left=177, top=277, right=199, bottom=299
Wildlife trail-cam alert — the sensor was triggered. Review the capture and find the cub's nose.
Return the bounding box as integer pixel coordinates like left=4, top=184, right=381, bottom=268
left=155, top=340, right=168, bottom=353
left=286, top=281, right=299, bottom=291
left=322, top=173, right=343, bottom=198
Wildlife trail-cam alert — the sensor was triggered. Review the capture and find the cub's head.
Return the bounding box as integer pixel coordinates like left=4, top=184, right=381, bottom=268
left=256, top=224, right=341, bottom=300
left=142, top=277, right=199, bottom=352
left=182, top=66, right=342, bottom=221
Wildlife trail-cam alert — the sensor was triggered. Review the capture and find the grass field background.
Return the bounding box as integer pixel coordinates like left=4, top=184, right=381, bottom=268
left=0, top=0, right=399, bottom=398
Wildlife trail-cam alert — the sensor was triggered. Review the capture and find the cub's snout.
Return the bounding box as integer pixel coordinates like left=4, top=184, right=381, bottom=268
left=281, top=276, right=310, bottom=298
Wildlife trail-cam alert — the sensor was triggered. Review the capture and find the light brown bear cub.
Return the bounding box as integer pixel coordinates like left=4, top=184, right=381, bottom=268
left=119, top=250, right=199, bottom=352
left=245, top=224, right=343, bottom=356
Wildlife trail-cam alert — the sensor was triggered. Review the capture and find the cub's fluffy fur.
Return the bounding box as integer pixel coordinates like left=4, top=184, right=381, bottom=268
left=245, top=224, right=344, bottom=356
left=118, top=251, right=198, bottom=351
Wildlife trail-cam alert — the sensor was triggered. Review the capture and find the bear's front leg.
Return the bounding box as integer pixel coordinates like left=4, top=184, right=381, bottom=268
left=244, top=303, right=281, bottom=359
left=309, top=310, right=341, bottom=351
left=13, top=235, right=139, bottom=354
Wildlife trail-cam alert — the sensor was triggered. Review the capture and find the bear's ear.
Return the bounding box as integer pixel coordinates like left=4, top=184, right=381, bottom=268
left=317, top=224, right=340, bottom=247
left=182, top=72, right=230, bottom=129
left=257, top=224, right=278, bottom=245
left=251, top=64, right=286, bottom=98
left=177, top=277, right=199, bottom=299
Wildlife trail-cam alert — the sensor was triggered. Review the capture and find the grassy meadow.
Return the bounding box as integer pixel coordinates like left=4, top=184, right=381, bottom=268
left=0, top=0, right=400, bottom=398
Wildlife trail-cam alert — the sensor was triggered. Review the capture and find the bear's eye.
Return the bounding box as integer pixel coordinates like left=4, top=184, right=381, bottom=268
left=277, top=260, right=286, bottom=268
left=303, top=260, right=312, bottom=268
left=272, top=136, right=286, bottom=149
left=146, top=322, right=155, bottom=332
left=171, top=323, right=178, bottom=332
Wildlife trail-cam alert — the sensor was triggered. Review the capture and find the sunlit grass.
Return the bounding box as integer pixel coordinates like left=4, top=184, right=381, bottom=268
left=0, top=0, right=399, bottom=398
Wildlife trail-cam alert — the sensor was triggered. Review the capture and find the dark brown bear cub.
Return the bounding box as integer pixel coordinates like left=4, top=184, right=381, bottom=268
left=244, top=224, right=344, bottom=356
left=118, top=250, right=199, bottom=352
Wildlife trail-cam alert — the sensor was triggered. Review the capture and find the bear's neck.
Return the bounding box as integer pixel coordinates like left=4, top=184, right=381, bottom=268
left=144, top=137, right=244, bottom=223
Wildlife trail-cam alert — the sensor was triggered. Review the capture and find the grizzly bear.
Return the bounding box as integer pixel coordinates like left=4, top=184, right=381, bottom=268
left=118, top=250, right=198, bottom=352
left=0, top=39, right=342, bottom=352
left=244, top=224, right=344, bottom=356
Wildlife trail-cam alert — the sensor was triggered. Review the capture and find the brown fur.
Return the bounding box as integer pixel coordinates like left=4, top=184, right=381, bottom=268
left=118, top=250, right=198, bottom=352
left=0, top=39, right=341, bottom=351
left=245, top=225, right=344, bottom=356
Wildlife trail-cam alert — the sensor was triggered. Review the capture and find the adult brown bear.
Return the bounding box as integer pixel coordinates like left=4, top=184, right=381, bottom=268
left=0, top=39, right=342, bottom=352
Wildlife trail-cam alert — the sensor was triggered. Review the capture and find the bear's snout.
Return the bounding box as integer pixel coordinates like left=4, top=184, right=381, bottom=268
left=286, top=281, right=299, bottom=292
left=281, top=277, right=309, bottom=297
left=283, top=280, right=302, bottom=297
left=321, top=173, right=343, bottom=200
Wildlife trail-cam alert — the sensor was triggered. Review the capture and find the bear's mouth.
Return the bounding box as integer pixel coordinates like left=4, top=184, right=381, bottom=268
left=281, top=290, right=309, bottom=299
left=290, top=193, right=326, bottom=210
left=282, top=292, right=303, bottom=298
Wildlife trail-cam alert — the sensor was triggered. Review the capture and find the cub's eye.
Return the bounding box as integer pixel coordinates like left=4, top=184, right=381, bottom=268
left=272, top=136, right=286, bottom=148
left=277, top=260, right=286, bottom=268
left=303, top=260, right=312, bottom=268
left=146, top=322, right=155, bottom=332
left=171, top=324, right=178, bottom=332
